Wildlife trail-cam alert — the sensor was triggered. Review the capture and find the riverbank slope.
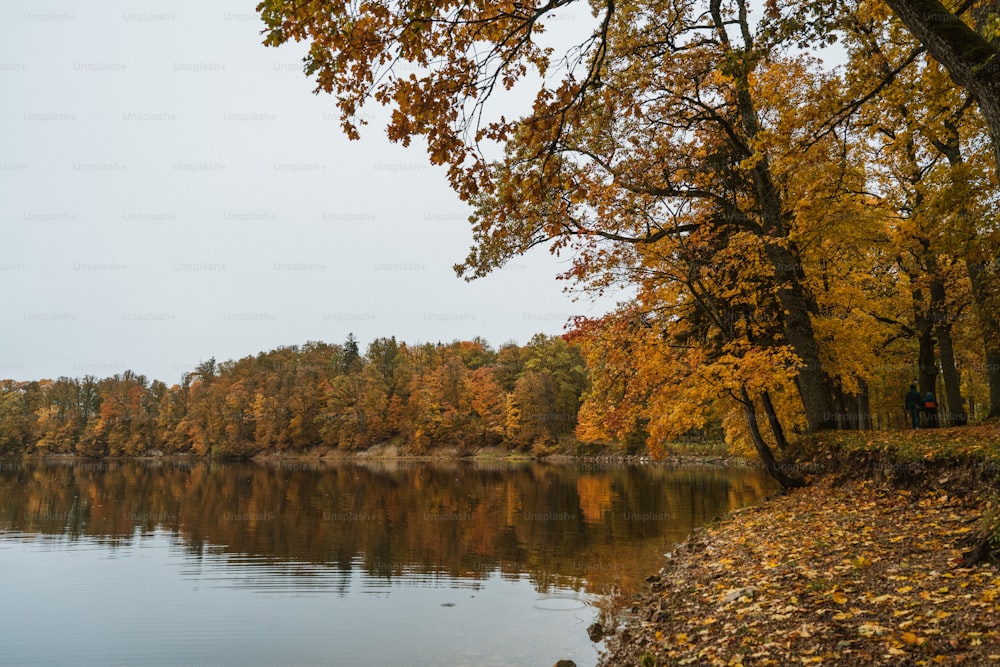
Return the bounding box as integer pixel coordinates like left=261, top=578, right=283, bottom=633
left=600, top=425, right=1000, bottom=666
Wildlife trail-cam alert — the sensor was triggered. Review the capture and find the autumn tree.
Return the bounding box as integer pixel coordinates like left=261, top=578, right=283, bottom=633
left=408, top=349, right=475, bottom=451
left=32, top=377, right=101, bottom=453
left=258, top=0, right=858, bottom=444
left=470, top=366, right=506, bottom=445
left=0, top=381, right=45, bottom=453
left=79, top=371, right=151, bottom=456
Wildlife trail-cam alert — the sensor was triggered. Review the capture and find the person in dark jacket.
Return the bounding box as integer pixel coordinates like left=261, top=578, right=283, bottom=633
left=904, top=384, right=922, bottom=429
left=923, top=392, right=939, bottom=428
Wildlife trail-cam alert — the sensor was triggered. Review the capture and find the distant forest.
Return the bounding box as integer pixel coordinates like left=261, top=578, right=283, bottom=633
left=0, top=335, right=596, bottom=458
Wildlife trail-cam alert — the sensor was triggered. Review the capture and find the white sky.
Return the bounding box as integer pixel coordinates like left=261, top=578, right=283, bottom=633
left=1, top=1, right=612, bottom=385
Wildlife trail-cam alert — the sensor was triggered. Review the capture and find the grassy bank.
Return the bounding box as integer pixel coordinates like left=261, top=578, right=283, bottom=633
left=600, top=425, right=1000, bottom=666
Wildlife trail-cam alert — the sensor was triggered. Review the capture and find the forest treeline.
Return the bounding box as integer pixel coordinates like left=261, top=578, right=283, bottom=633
left=0, top=335, right=589, bottom=458
left=0, top=325, right=995, bottom=460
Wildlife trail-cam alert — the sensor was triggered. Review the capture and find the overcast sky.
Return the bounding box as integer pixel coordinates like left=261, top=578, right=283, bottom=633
left=1, top=1, right=615, bottom=385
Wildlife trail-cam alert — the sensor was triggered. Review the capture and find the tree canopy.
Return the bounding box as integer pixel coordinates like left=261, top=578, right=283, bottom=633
left=255, top=0, right=1000, bottom=485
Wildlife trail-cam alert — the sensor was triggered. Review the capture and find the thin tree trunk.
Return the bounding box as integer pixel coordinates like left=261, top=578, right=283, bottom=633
left=926, top=267, right=966, bottom=426
left=832, top=383, right=861, bottom=430
left=858, top=379, right=872, bottom=430
left=739, top=386, right=805, bottom=489
left=760, top=390, right=790, bottom=451
left=935, top=320, right=966, bottom=426
left=967, top=260, right=1000, bottom=419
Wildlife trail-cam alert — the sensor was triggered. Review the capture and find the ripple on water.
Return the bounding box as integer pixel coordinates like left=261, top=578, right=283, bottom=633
left=533, top=593, right=594, bottom=612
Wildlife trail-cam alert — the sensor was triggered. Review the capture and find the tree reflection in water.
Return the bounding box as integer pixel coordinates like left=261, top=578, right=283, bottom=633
left=0, top=458, right=777, bottom=601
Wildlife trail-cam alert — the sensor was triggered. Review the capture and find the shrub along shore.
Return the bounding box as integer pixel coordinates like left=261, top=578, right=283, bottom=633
left=599, top=425, right=1000, bottom=666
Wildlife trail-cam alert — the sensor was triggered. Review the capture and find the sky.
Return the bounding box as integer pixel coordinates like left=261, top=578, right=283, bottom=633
left=1, top=1, right=613, bottom=385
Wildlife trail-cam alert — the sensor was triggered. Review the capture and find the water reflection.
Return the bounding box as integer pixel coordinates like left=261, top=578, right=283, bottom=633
left=0, top=459, right=777, bottom=666
left=1, top=459, right=775, bottom=596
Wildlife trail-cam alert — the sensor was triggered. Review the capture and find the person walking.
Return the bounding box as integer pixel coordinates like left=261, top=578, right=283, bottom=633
left=923, top=391, right=939, bottom=428
left=904, top=384, right=922, bottom=429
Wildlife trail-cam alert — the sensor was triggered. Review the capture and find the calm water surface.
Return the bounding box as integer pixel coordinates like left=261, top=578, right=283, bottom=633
left=0, top=459, right=777, bottom=666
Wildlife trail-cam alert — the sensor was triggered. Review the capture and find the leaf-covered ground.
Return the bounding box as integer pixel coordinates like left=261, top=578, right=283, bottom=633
left=803, top=422, right=1000, bottom=466
left=600, top=474, right=1000, bottom=666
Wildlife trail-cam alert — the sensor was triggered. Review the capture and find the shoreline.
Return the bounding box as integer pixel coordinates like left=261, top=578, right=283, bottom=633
left=599, top=431, right=1000, bottom=666
left=0, top=449, right=758, bottom=469
left=0, top=440, right=752, bottom=468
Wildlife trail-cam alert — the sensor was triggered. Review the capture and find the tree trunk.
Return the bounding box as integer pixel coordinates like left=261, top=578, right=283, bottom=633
left=715, top=2, right=837, bottom=432
left=752, top=184, right=839, bottom=431
left=883, top=0, right=1000, bottom=172
left=832, top=383, right=868, bottom=430
left=926, top=265, right=967, bottom=426
left=761, top=241, right=837, bottom=431
left=967, top=260, right=1000, bottom=419
left=740, top=386, right=805, bottom=489
left=916, top=310, right=938, bottom=399
left=760, top=390, right=790, bottom=451
left=859, top=380, right=872, bottom=430
left=935, top=318, right=967, bottom=426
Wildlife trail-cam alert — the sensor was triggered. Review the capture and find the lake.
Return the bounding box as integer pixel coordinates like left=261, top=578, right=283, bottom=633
left=0, top=459, right=777, bottom=666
